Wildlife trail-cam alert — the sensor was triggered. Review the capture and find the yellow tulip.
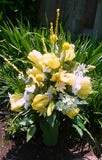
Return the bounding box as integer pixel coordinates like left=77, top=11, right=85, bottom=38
left=32, top=94, right=49, bottom=110
left=60, top=73, right=76, bottom=85
left=65, top=44, right=75, bottom=61
left=77, top=77, right=92, bottom=99
left=66, top=107, right=79, bottom=119
left=28, top=50, right=43, bottom=67
left=41, top=53, right=60, bottom=69
left=9, top=93, right=25, bottom=111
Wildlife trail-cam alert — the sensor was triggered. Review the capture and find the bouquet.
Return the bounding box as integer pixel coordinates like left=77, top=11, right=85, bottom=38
left=4, top=9, right=95, bottom=146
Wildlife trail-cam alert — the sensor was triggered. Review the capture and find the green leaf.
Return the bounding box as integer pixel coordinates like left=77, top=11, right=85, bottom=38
left=84, top=128, right=95, bottom=142
left=18, top=116, right=35, bottom=126
left=86, top=52, right=102, bottom=65
left=73, top=124, right=83, bottom=137
left=98, top=120, right=102, bottom=128
left=26, top=125, right=36, bottom=142
left=74, top=116, right=85, bottom=130
left=3, top=132, right=9, bottom=147
left=34, top=83, right=40, bottom=95
left=26, top=77, right=33, bottom=85
left=47, top=112, right=57, bottom=127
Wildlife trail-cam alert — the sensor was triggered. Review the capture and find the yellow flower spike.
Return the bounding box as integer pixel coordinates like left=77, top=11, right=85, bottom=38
left=28, top=50, right=43, bottom=68
left=50, top=22, right=54, bottom=35
left=4, top=58, right=23, bottom=75
left=50, top=34, right=58, bottom=42
left=62, top=42, right=70, bottom=50
left=55, top=8, right=60, bottom=36
left=9, top=93, right=25, bottom=111
left=77, top=77, right=92, bottom=99
left=35, top=74, right=44, bottom=82
left=41, top=53, right=60, bottom=69
left=32, top=94, right=49, bottom=110
left=41, top=37, right=47, bottom=54
left=66, top=107, right=80, bottom=119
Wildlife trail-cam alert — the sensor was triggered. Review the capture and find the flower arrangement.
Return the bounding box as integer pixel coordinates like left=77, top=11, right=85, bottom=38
left=4, top=9, right=95, bottom=146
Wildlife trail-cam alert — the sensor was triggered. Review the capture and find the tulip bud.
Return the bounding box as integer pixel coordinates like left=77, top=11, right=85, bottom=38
left=66, top=107, right=79, bottom=119
left=62, top=42, right=70, bottom=50
left=32, top=94, right=49, bottom=110
left=35, top=74, right=44, bottom=82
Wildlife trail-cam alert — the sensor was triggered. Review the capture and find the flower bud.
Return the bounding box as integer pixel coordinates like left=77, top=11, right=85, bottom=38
left=62, top=42, right=70, bottom=50
left=41, top=53, right=60, bottom=69
left=35, top=74, right=44, bottom=82
left=32, top=94, right=49, bottom=110
left=50, top=34, right=58, bottom=42
left=66, top=107, right=79, bottom=119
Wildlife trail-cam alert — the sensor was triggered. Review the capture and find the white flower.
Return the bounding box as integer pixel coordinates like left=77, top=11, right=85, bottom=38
left=18, top=74, right=24, bottom=80
left=55, top=81, right=66, bottom=93
left=56, top=94, right=79, bottom=113
left=25, top=85, right=35, bottom=93
left=74, top=63, right=88, bottom=77
left=43, top=66, right=52, bottom=73
left=23, top=92, right=31, bottom=109
left=45, top=86, right=56, bottom=100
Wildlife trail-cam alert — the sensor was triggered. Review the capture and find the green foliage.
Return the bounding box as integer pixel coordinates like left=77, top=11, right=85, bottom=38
left=26, top=125, right=36, bottom=142
left=0, top=0, right=40, bottom=26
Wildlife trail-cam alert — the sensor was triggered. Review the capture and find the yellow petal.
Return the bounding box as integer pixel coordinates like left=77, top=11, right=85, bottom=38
left=27, top=67, right=41, bottom=77
left=50, top=72, right=60, bottom=81
left=65, top=44, right=75, bottom=61
left=60, top=73, right=76, bottom=85
left=41, top=53, right=60, bottom=69
left=28, top=50, right=43, bottom=67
